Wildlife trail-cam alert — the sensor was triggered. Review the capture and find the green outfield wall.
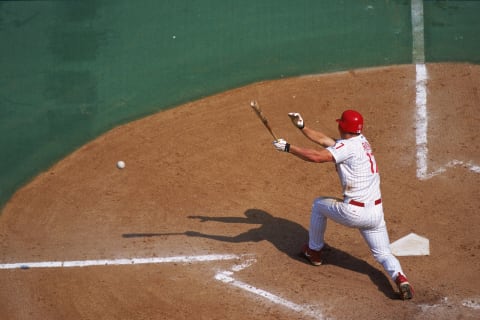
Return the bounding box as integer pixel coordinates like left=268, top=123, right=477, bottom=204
left=1, top=0, right=479, bottom=210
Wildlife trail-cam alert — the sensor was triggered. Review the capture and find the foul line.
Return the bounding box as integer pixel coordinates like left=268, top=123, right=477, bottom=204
left=2, top=253, right=326, bottom=319
left=412, top=0, right=429, bottom=180
left=0, top=254, right=239, bottom=270
left=412, top=0, right=479, bottom=180
left=415, top=62, right=428, bottom=179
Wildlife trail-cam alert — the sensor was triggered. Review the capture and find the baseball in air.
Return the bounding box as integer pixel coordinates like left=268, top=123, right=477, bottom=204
left=117, top=161, right=126, bottom=169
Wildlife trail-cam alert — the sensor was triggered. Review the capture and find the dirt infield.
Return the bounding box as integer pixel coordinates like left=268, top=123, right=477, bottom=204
left=0, top=63, right=479, bottom=319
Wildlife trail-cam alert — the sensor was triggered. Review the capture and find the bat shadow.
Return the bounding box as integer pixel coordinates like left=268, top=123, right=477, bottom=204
left=184, top=208, right=396, bottom=299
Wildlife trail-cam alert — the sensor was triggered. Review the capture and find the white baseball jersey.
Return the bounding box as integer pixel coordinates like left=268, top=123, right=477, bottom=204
left=326, top=134, right=381, bottom=204
left=307, top=134, right=406, bottom=281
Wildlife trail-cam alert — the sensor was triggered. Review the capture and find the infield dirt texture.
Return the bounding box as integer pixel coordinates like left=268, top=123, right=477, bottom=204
left=1, top=1, right=479, bottom=320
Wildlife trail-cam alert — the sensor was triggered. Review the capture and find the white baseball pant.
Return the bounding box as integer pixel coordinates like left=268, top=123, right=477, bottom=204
left=308, top=196, right=404, bottom=281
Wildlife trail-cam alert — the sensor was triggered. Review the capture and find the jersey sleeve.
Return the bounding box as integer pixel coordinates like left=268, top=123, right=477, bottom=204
left=327, top=139, right=352, bottom=163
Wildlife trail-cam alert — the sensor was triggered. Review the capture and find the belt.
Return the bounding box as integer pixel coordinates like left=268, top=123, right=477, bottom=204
left=349, top=199, right=382, bottom=207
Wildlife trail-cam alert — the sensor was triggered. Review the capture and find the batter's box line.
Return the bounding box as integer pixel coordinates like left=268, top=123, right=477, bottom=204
left=215, top=256, right=328, bottom=320
left=421, top=160, right=480, bottom=180
left=1, top=254, right=327, bottom=319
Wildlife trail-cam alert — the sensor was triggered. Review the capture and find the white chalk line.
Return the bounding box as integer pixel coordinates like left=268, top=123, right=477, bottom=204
left=1, top=254, right=326, bottom=318
left=412, top=0, right=431, bottom=180
left=412, top=0, right=429, bottom=180
left=419, top=296, right=480, bottom=313
left=422, top=160, right=480, bottom=179
left=215, top=272, right=325, bottom=320
left=412, top=0, right=479, bottom=180
left=215, top=258, right=326, bottom=320
left=462, top=297, right=480, bottom=310
left=415, top=63, right=429, bottom=179
left=0, top=254, right=239, bottom=270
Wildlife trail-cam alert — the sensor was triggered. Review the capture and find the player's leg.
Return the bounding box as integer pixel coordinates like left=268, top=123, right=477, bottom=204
left=308, top=197, right=340, bottom=250
left=360, top=221, right=414, bottom=300
left=359, top=216, right=403, bottom=280
left=301, top=197, right=338, bottom=265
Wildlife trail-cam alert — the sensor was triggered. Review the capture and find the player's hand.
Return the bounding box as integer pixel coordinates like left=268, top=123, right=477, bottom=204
left=288, top=112, right=304, bottom=129
left=273, top=139, right=290, bottom=152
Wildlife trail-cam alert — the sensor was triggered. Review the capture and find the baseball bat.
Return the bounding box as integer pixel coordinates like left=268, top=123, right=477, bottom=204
left=250, top=100, right=278, bottom=140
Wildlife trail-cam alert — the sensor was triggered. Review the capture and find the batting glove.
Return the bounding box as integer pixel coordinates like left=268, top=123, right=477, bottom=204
left=273, top=139, right=290, bottom=152
left=288, top=112, right=304, bottom=129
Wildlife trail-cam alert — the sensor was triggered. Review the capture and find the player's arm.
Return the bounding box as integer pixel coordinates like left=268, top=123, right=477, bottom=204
left=288, top=112, right=335, bottom=147
left=289, top=145, right=334, bottom=163
left=272, top=139, right=335, bottom=163
left=300, top=126, right=336, bottom=148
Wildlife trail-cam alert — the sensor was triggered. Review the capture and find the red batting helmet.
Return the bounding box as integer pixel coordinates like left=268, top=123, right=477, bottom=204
left=336, top=110, right=364, bottom=133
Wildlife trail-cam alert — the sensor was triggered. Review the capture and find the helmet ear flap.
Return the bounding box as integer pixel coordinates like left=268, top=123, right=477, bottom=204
left=337, top=110, right=363, bottom=133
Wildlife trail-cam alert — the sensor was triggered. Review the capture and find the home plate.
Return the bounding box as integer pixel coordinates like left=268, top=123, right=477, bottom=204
left=390, top=233, right=430, bottom=256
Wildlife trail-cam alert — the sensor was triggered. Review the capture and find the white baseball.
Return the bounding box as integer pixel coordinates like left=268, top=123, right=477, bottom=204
left=117, top=161, right=125, bottom=169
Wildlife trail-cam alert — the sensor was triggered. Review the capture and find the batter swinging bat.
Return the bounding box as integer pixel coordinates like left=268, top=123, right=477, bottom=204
left=250, top=100, right=278, bottom=140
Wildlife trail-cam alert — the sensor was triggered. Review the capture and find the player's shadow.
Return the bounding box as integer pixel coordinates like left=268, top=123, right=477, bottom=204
left=186, top=208, right=307, bottom=259
left=185, top=208, right=396, bottom=299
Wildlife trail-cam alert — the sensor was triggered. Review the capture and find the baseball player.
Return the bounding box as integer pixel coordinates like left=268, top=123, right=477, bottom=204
left=272, top=110, right=414, bottom=300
